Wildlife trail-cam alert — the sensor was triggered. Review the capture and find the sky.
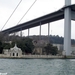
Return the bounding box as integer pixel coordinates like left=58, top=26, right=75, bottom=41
left=0, top=0, right=75, bottom=39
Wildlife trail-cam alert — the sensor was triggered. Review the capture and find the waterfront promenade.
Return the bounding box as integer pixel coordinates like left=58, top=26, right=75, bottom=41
left=0, top=54, right=64, bottom=59
left=1, top=54, right=75, bottom=59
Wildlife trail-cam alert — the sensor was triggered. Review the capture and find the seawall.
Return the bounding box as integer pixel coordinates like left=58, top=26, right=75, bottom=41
left=0, top=54, right=75, bottom=59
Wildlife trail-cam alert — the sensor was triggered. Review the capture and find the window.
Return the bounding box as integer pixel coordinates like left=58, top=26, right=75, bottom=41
left=10, top=53, right=11, bottom=56
left=16, top=53, right=18, bottom=56
left=13, top=53, right=15, bottom=56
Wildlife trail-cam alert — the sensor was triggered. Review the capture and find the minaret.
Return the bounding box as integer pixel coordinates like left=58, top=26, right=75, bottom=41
left=64, top=0, right=71, bottom=56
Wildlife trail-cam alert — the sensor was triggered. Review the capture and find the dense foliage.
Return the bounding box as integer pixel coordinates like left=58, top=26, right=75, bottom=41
left=2, top=43, right=11, bottom=49
left=44, top=43, right=58, bottom=55
left=0, top=41, right=3, bottom=54
left=11, top=37, right=34, bottom=54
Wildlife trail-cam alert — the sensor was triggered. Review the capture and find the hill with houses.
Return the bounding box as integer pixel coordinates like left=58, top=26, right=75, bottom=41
left=29, top=35, right=75, bottom=45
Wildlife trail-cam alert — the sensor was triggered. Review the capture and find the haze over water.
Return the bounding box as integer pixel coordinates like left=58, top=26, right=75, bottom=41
left=0, top=59, right=75, bottom=75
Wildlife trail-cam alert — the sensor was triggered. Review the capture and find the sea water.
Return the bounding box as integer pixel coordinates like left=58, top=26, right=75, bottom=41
left=0, top=59, right=75, bottom=75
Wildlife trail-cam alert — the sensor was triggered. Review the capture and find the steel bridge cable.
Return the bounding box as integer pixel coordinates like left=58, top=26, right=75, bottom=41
left=17, top=0, right=37, bottom=25
left=1, top=0, right=22, bottom=31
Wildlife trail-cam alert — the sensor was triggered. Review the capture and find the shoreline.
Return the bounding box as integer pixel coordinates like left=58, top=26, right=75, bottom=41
left=0, top=55, right=75, bottom=59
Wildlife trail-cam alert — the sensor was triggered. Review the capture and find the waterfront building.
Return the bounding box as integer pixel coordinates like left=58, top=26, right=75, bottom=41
left=3, top=49, right=9, bottom=55
left=71, top=45, right=75, bottom=55
left=9, top=44, right=22, bottom=57
left=53, top=44, right=63, bottom=51
left=3, top=44, right=22, bottom=57
left=53, top=44, right=75, bottom=55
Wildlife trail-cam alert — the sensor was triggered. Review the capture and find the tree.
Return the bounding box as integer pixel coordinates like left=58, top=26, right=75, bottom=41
left=0, top=32, right=4, bottom=41
left=44, top=43, right=58, bottom=55
left=2, top=43, right=11, bottom=49
left=11, top=37, right=34, bottom=54
left=0, top=41, right=3, bottom=54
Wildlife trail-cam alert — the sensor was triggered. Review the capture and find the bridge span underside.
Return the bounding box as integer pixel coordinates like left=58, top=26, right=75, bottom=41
left=2, top=11, right=64, bottom=34
left=2, top=4, right=75, bottom=34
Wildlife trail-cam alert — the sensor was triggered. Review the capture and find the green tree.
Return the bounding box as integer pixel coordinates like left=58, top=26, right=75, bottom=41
left=0, top=41, right=3, bottom=54
left=2, top=43, right=11, bottom=49
left=44, top=43, right=58, bottom=55
left=11, top=37, right=34, bottom=54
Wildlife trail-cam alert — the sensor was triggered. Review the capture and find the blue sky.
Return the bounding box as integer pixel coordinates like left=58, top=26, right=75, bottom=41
left=0, top=0, right=75, bottom=39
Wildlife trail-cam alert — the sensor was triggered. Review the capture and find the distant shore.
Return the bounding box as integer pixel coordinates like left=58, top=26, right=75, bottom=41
left=0, top=55, right=75, bottom=59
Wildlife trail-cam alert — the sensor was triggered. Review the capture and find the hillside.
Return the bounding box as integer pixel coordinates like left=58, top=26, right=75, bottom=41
left=29, top=35, right=75, bottom=45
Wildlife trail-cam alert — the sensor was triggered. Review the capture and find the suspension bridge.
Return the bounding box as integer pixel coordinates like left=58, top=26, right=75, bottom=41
left=1, top=0, right=75, bottom=56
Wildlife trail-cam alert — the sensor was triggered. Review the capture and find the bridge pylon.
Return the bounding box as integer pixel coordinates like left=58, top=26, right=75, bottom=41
left=64, top=0, right=71, bottom=56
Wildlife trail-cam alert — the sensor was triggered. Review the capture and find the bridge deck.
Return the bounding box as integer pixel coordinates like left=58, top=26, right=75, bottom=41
left=2, top=4, right=75, bottom=34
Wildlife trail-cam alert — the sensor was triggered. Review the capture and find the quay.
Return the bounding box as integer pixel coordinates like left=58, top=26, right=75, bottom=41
left=0, top=55, right=75, bottom=59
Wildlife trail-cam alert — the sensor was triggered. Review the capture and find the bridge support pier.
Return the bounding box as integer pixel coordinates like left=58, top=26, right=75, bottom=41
left=14, top=32, right=16, bottom=37
left=39, top=22, right=41, bottom=40
left=48, top=23, right=50, bottom=43
left=28, top=28, right=30, bottom=37
left=20, top=29, right=22, bottom=37
left=64, top=0, right=71, bottom=56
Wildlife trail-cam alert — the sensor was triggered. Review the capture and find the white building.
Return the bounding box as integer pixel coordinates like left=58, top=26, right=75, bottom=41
left=53, top=44, right=75, bottom=55
left=3, top=49, right=9, bottom=55
left=3, top=44, right=22, bottom=57
left=71, top=45, right=75, bottom=55
left=53, top=44, right=63, bottom=51
left=9, top=44, right=22, bottom=57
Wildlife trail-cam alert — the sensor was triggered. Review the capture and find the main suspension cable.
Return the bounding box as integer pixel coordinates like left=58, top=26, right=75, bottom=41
left=1, top=0, right=22, bottom=31
left=17, top=0, right=37, bottom=25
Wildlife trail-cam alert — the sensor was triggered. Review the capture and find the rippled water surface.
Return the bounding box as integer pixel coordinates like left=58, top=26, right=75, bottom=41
left=0, top=59, right=75, bottom=75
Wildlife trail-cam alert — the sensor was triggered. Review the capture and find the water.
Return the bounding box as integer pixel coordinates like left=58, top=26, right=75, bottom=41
left=0, top=59, right=75, bottom=75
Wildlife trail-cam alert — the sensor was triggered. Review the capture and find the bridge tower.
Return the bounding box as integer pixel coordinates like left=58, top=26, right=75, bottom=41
left=64, top=0, right=71, bottom=56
